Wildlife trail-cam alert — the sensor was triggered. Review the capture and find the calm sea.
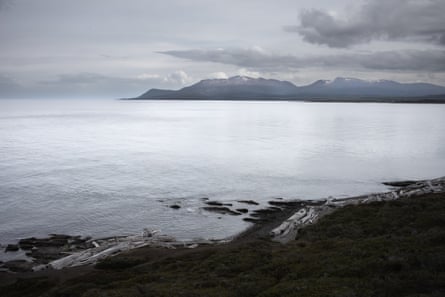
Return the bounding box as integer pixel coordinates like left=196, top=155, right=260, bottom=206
left=1, top=99, right=444, bottom=244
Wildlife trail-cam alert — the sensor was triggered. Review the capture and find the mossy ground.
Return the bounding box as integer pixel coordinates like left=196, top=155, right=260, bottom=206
left=2, top=193, right=444, bottom=297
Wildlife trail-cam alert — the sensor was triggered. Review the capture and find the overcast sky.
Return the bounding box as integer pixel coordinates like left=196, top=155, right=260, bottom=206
left=1, top=0, right=444, bottom=98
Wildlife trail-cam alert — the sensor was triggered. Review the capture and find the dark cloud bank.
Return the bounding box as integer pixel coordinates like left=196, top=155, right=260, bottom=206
left=285, top=0, right=445, bottom=48
left=161, top=0, right=445, bottom=78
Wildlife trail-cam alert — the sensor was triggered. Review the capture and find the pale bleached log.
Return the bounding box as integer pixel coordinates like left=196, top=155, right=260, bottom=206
left=45, top=229, right=230, bottom=270
left=271, top=176, right=445, bottom=243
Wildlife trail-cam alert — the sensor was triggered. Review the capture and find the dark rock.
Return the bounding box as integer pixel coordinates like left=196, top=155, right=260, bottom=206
left=205, top=201, right=224, bottom=206
left=170, top=205, right=181, bottom=209
left=202, top=207, right=241, bottom=216
left=3, top=260, right=33, bottom=273
left=206, top=201, right=233, bottom=207
left=5, top=244, right=19, bottom=252
left=23, top=238, right=67, bottom=248
left=44, top=239, right=68, bottom=247
left=26, top=248, right=63, bottom=264
left=19, top=244, right=34, bottom=250
left=14, top=234, right=94, bottom=266
left=237, top=200, right=259, bottom=205
left=268, top=200, right=303, bottom=207
left=18, top=235, right=75, bottom=251
left=305, top=199, right=328, bottom=206
left=236, top=208, right=249, bottom=213
left=252, top=208, right=281, bottom=217
left=383, top=180, right=418, bottom=187
left=19, top=237, right=36, bottom=245
left=68, top=238, right=87, bottom=245
left=18, top=238, right=37, bottom=250
left=243, top=217, right=266, bottom=223
left=49, top=234, right=72, bottom=240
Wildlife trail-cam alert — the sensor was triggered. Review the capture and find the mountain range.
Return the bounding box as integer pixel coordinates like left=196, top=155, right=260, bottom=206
left=133, top=76, right=445, bottom=102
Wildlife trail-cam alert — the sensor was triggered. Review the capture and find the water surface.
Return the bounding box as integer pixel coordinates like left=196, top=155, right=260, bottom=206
left=1, top=99, right=444, bottom=243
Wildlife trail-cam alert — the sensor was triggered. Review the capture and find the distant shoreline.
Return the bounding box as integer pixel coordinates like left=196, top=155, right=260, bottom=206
left=124, top=97, right=445, bottom=104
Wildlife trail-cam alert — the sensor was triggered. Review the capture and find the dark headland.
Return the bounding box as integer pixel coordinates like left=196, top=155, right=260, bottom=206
left=1, top=177, right=445, bottom=297
left=128, top=76, right=445, bottom=103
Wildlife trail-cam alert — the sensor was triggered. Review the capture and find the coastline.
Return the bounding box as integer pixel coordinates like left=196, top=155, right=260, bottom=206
left=1, top=176, right=444, bottom=275
left=1, top=178, right=444, bottom=296
left=124, top=97, right=445, bottom=104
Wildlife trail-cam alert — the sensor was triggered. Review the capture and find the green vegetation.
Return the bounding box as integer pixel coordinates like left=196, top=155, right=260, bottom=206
left=2, top=193, right=445, bottom=297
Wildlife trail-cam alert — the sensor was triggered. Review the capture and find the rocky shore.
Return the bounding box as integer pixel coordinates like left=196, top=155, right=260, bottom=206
left=270, top=176, right=445, bottom=243
left=1, top=176, right=444, bottom=274
left=0, top=230, right=231, bottom=273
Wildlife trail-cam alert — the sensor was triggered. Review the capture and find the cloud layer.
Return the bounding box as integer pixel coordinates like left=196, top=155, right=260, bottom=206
left=1, top=0, right=445, bottom=98
left=160, top=48, right=445, bottom=72
left=286, top=0, right=445, bottom=48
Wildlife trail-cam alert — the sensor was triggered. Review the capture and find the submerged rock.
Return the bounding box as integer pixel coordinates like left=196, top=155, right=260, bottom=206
left=4, top=244, right=19, bottom=252
left=383, top=180, right=418, bottom=187
left=236, top=208, right=249, bottom=213
left=13, top=235, right=93, bottom=265
left=3, top=260, right=34, bottom=273
left=237, top=200, right=259, bottom=205
left=243, top=217, right=266, bottom=223
left=268, top=200, right=303, bottom=207
left=205, top=201, right=224, bottom=206
left=49, top=234, right=72, bottom=240
left=205, top=201, right=233, bottom=207
left=251, top=208, right=282, bottom=217
left=202, top=207, right=241, bottom=216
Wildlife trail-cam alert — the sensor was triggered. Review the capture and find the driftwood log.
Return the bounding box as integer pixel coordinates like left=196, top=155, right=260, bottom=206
left=270, top=176, right=445, bottom=243
left=33, top=230, right=228, bottom=271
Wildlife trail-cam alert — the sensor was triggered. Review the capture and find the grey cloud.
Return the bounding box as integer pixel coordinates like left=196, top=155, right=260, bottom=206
left=158, top=48, right=290, bottom=69
left=42, top=72, right=190, bottom=88
left=286, top=0, right=445, bottom=47
left=160, top=48, right=445, bottom=72
left=0, top=74, right=18, bottom=87
left=0, top=0, right=13, bottom=11
left=0, top=74, right=22, bottom=97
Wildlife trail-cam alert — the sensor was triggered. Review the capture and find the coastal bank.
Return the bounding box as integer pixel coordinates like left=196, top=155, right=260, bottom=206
left=1, top=177, right=444, bottom=296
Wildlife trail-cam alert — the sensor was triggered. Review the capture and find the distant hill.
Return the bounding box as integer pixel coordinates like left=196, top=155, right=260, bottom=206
left=133, top=76, right=445, bottom=103
left=138, top=76, right=298, bottom=100
left=298, top=77, right=445, bottom=98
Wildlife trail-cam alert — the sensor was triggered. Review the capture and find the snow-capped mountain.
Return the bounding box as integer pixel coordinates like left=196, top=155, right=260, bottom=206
left=138, top=76, right=298, bottom=99
left=135, top=76, right=445, bottom=101
left=298, top=77, right=445, bottom=97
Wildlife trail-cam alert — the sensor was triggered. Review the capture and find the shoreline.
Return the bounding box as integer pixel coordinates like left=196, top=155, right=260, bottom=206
left=270, top=176, right=445, bottom=243
left=124, top=97, right=445, bottom=104
left=1, top=180, right=444, bottom=296
left=1, top=176, right=444, bottom=274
